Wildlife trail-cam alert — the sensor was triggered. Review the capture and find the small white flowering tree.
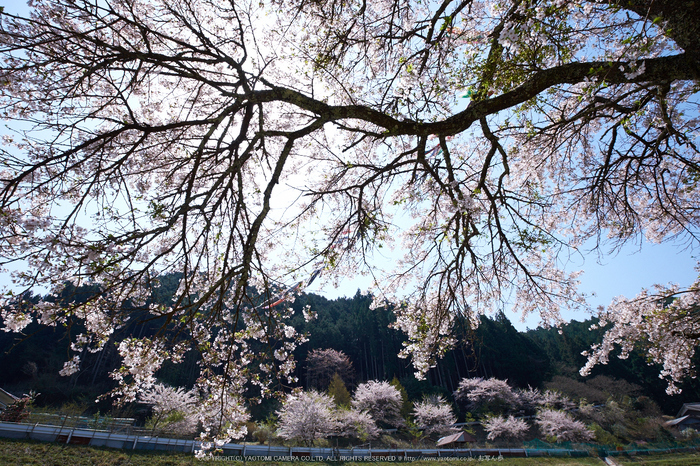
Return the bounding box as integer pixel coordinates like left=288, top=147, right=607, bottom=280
left=454, top=377, right=518, bottom=414
left=276, top=390, right=338, bottom=446
left=352, top=380, right=405, bottom=428
left=195, top=379, right=250, bottom=450
left=336, top=408, right=380, bottom=441
left=535, top=409, right=594, bottom=443
left=138, top=380, right=250, bottom=450
left=515, top=387, right=574, bottom=415
left=412, top=395, right=457, bottom=436
left=515, top=387, right=541, bottom=415
left=138, top=383, right=198, bottom=435
left=483, top=414, right=529, bottom=441
left=538, top=390, right=575, bottom=411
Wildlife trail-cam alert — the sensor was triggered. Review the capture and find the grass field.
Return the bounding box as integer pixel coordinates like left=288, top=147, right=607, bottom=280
left=3, top=438, right=700, bottom=466
left=614, top=452, right=700, bottom=465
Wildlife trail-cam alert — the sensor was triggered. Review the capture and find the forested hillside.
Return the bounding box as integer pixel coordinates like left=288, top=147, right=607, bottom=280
left=1, top=276, right=698, bottom=418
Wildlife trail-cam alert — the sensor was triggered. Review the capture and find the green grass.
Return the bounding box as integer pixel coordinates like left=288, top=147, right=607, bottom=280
left=0, top=437, right=197, bottom=465
left=1, top=437, right=698, bottom=466
left=614, top=452, right=700, bottom=465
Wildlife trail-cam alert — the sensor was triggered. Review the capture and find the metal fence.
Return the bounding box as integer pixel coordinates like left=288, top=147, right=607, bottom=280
left=0, top=420, right=585, bottom=459
left=524, top=438, right=700, bottom=458
left=4, top=420, right=700, bottom=460
left=25, top=413, right=136, bottom=433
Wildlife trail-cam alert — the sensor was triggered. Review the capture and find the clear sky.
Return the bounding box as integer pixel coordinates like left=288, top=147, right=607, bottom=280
left=313, top=238, right=698, bottom=332
left=544, top=239, right=696, bottom=331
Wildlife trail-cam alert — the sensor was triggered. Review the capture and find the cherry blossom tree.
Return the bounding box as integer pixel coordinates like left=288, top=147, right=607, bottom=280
left=137, top=380, right=249, bottom=448
left=581, top=281, right=700, bottom=395
left=516, top=387, right=574, bottom=413
left=454, top=377, right=518, bottom=414
left=195, top=381, right=250, bottom=451
left=515, top=387, right=542, bottom=415
left=538, top=390, right=575, bottom=411
left=482, top=414, right=529, bottom=441
left=352, top=380, right=405, bottom=428
left=336, top=408, right=381, bottom=441
left=535, top=409, right=594, bottom=442
left=138, top=383, right=198, bottom=434
left=1, top=0, right=700, bottom=448
left=306, top=348, right=355, bottom=389
left=276, top=390, right=338, bottom=446
left=412, top=395, right=458, bottom=436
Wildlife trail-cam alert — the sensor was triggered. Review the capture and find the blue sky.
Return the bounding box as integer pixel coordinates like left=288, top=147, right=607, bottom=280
left=559, top=239, right=697, bottom=328
left=315, top=237, right=698, bottom=331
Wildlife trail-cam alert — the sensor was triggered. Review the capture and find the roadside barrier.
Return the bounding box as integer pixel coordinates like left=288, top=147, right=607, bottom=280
left=0, top=421, right=586, bottom=459
left=3, top=420, right=699, bottom=460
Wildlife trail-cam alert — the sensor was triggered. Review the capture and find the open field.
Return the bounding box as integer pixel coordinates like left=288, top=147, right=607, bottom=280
left=3, top=438, right=700, bottom=466
left=614, top=452, right=700, bottom=465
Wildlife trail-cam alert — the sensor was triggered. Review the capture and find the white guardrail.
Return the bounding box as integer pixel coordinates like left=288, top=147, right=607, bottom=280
left=0, top=421, right=588, bottom=459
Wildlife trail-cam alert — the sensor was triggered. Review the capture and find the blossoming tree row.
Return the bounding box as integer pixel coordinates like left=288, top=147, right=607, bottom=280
left=1, top=0, right=700, bottom=451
